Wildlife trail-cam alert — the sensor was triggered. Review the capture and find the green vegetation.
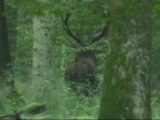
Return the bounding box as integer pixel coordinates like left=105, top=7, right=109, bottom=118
left=0, top=0, right=160, bottom=119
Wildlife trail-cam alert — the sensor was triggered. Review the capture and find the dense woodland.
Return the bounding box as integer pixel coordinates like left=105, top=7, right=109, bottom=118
left=0, top=0, right=160, bottom=119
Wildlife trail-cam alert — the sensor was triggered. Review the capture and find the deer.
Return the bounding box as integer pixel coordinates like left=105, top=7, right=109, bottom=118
left=62, top=13, right=109, bottom=96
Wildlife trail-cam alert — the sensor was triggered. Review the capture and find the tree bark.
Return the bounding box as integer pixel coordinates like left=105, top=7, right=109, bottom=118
left=32, top=13, right=54, bottom=102
left=0, top=0, right=22, bottom=103
left=7, top=5, right=18, bottom=63
left=0, top=0, right=11, bottom=72
left=98, top=0, right=152, bottom=119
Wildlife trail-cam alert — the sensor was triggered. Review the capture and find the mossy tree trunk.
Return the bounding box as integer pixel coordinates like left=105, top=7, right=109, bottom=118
left=0, top=0, right=20, bottom=100
left=31, top=0, right=57, bottom=102
left=99, top=0, right=152, bottom=119
left=0, top=0, right=11, bottom=73
left=7, top=5, right=18, bottom=63
left=32, top=15, right=53, bottom=101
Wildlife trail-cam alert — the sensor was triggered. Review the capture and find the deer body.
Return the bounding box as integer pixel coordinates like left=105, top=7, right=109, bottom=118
left=65, top=51, right=97, bottom=84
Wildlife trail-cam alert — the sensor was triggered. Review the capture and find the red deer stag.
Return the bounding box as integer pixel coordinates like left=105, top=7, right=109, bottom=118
left=62, top=13, right=109, bottom=96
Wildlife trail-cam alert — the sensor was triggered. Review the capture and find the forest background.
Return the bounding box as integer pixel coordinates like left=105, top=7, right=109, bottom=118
left=0, top=0, right=160, bottom=119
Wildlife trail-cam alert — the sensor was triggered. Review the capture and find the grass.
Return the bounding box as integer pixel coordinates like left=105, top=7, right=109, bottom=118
left=1, top=75, right=160, bottom=119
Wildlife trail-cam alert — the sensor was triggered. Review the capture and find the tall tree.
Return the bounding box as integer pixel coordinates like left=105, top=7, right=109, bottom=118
left=0, top=0, right=11, bottom=73
left=32, top=16, right=52, bottom=101
left=31, top=1, right=56, bottom=102
left=99, top=0, right=152, bottom=119
left=0, top=0, right=21, bottom=102
left=7, top=4, right=18, bottom=63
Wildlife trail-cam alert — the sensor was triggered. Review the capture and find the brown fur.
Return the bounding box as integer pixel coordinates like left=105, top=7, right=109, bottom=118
left=65, top=50, right=98, bottom=96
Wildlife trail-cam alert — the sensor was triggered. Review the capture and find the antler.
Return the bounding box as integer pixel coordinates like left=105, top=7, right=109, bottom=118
left=62, top=13, right=86, bottom=46
left=62, top=13, right=110, bottom=46
left=90, top=13, right=110, bottom=44
left=90, top=24, right=109, bottom=44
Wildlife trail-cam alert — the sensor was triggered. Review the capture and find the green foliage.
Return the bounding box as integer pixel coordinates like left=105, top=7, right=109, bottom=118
left=153, top=3, right=160, bottom=17
left=62, top=95, right=100, bottom=119
left=2, top=0, right=160, bottom=119
left=0, top=96, right=23, bottom=115
left=153, top=32, right=160, bottom=55
left=7, top=0, right=51, bottom=16
left=14, top=23, right=33, bottom=83
left=152, top=93, right=160, bottom=119
left=0, top=79, right=23, bottom=116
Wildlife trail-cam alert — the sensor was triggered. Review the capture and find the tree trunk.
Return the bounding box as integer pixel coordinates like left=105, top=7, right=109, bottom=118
left=98, top=0, right=152, bottom=119
left=32, top=14, right=54, bottom=102
left=0, top=0, right=21, bottom=103
left=0, top=0, right=11, bottom=72
left=7, top=5, right=18, bottom=63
